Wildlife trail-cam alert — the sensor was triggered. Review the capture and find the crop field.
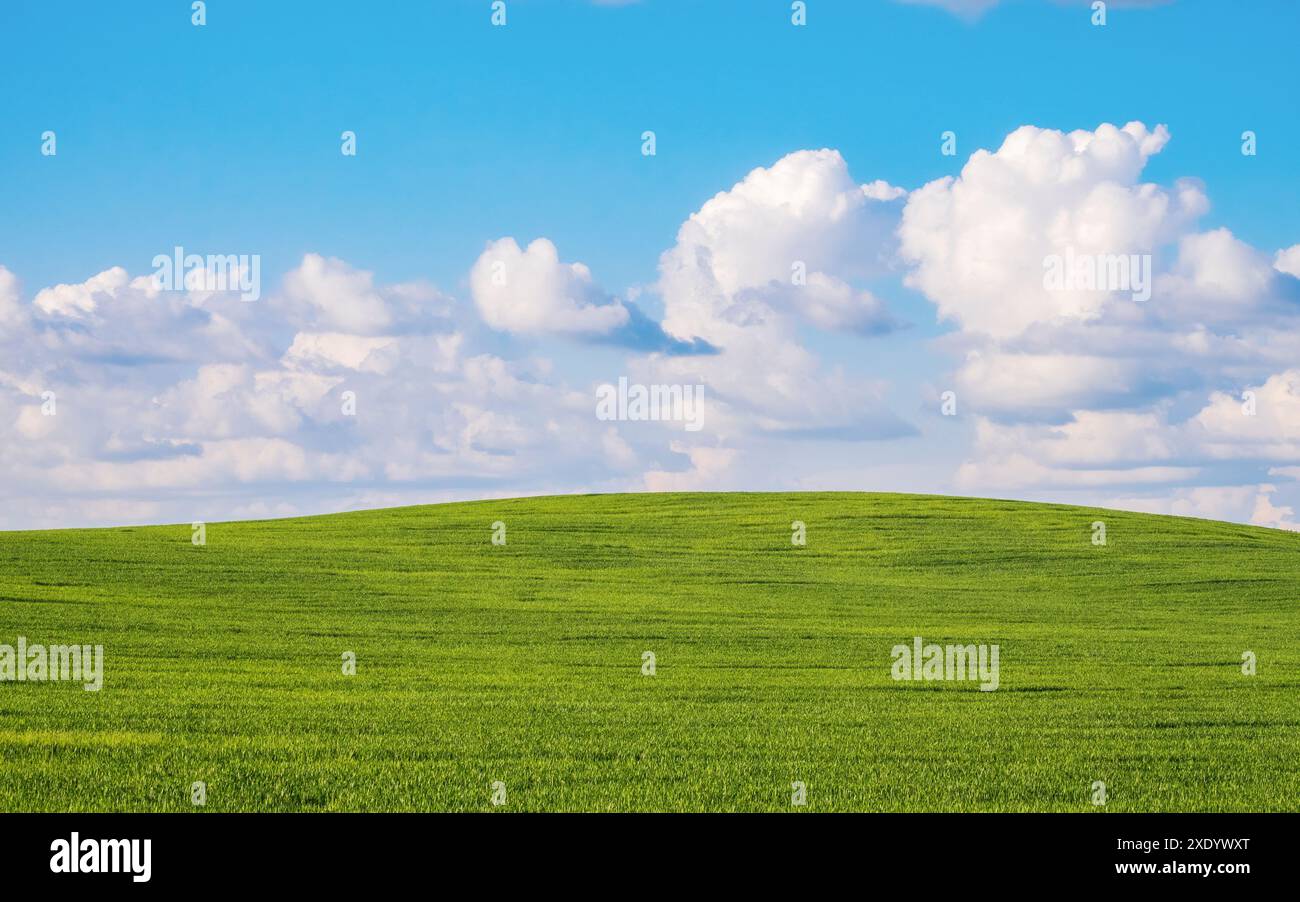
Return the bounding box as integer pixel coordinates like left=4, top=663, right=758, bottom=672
left=0, top=492, right=1297, bottom=812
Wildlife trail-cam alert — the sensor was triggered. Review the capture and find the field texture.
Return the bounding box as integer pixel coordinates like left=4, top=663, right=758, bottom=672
left=1, top=492, right=1297, bottom=812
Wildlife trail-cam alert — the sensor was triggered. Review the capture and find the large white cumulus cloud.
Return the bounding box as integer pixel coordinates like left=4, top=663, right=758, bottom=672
left=661, top=148, right=901, bottom=341
left=645, top=149, right=911, bottom=452
left=901, top=122, right=1300, bottom=527
left=900, top=122, right=1202, bottom=338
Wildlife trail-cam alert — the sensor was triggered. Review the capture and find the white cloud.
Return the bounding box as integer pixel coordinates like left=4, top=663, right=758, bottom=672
left=0, top=253, right=639, bottom=528
left=1104, top=485, right=1258, bottom=524
left=1273, top=244, right=1300, bottom=279
left=899, top=122, right=1203, bottom=339
left=949, top=405, right=1207, bottom=495
left=966, top=410, right=1175, bottom=468
left=649, top=149, right=910, bottom=439
left=1191, top=371, right=1300, bottom=460
left=1251, top=484, right=1300, bottom=531
left=897, top=122, right=1300, bottom=529
left=281, top=253, right=449, bottom=336
left=33, top=267, right=131, bottom=317
left=46, top=438, right=371, bottom=493
left=470, top=237, right=629, bottom=336
left=759, top=272, right=899, bottom=335
left=0, top=266, right=26, bottom=328
left=643, top=442, right=739, bottom=492
left=282, top=332, right=401, bottom=374
left=1160, top=228, right=1282, bottom=318
left=952, top=350, right=1151, bottom=418
left=660, top=148, right=901, bottom=341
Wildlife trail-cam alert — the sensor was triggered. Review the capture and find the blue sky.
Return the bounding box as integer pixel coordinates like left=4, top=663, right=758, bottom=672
left=4, top=0, right=1295, bottom=291
left=1, top=0, right=1298, bottom=529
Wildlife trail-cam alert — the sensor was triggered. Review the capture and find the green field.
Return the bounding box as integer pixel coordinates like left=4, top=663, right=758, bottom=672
left=1, top=492, right=1297, bottom=812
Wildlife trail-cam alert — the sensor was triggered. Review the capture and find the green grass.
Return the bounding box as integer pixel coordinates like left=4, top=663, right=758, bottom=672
left=1, top=492, right=1298, bottom=812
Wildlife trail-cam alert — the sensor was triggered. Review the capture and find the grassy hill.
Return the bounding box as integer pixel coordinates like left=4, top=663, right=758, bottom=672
left=1, top=492, right=1297, bottom=812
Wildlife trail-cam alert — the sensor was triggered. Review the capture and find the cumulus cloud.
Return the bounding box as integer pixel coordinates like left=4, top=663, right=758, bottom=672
left=894, top=121, right=1257, bottom=371
left=34, top=266, right=132, bottom=317
left=282, top=253, right=450, bottom=336
left=894, top=122, right=1287, bottom=433
left=900, top=122, right=1202, bottom=339
left=1272, top=244, right=1300, bottom=279
left=1104, top=482, right=1297, bottom=531
left=661, top=149, right=902, bottom=338
left=646, top=149, right=911, bottom=440
left=0, top=253, right=642, bottom=528
left=896, top=121, right=1300, bottom=527
left=643, top=442, right=740, bottom=492
left=1250, top=484, right=1300, bottom=531
left=469, top=237, right=708, bottom=353
left=1191, top=371, right=1300, bottom=460
left=471, top=237, right=629, bottom=336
